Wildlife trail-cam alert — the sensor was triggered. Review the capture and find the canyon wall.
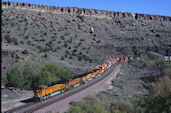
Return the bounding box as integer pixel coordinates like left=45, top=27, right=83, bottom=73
left=2, top=1, right=171, bottom=22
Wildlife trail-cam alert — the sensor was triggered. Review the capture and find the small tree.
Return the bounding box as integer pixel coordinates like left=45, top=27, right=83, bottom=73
left=22, top=50, right=29, bottom=54
left=61, top=56, right=64, bottom=60
left=12, top=38, right=18, bottom=45
left=147, top=51, right=163, bottom=60
left=4, top=34, right=12, bottom=43
left=7, top=67, right=24, bottom=88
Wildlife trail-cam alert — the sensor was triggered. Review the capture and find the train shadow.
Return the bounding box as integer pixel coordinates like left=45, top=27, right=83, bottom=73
left=20, top=97, right=35, bottom=103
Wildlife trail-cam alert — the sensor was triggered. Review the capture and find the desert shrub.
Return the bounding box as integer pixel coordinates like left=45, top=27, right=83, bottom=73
left=82, top=55, right=89, bottom=61
left=22, top=50, right=29, bottom=54
left=27, top=40, right=31, bottom=45
left=110, top=102, right=132, bottom=113
left=78, top=42, right=82, bottom=46
left=39, top=39, right=45, bottom=42
left=132, top=76, right=171, bottom=113
left=43, top=32, right=47, bottom=36
left=67, top=106, right=83, bottom=113
left=43, top=47, right=50, bottom=52
left=60, top=35, right=64, bottom=40
left=45, top=41, right=53, bottom=49
left=65, top=50, right=70, bottom=54
left=79, top=52, right=82, bottom=55
left=96, top=40, right=101, bottom=44
left=67, top=102, right=108, bottom=113
left=68, top=38, right=72, bottom=43
left=20, top=41, right=24, bottom=44
left=65, top=54, right=68, bottom=58
left=77, top=55, right=83, bottom=61
left=61, top=56, right=64, bottom=60
left=147, top=51, right=163, bottom=60
left=149, top=76, right=171, bottom=97
left=155, top=34, right=160, bottom=37
left=64, top=43, right=68, bottom=47
left=33, top=70, right=57, bottom=87
left=44, top=62, right=73, bottom=80
left=12, top=37, right=18, bottom=45
left=80, top=39, right=85, bottom=42
left=155, top=60, right=171, bottom=76
left=155, top=60, right=165, bottom=72
left=69, top=55, right=72, bottom=59
left=4, top=34, right=12, bottom=43
left=7, top=61, right=73, bottom=89
left=52, top=38, right=56, bottom=41
left=73, top=49, right=77, bottom=53
left=43, top=54, right=48, bottom=58
left=143, top=60, right=155, bottom=67
left=37, top=45, right=44, bottom=52
left=163, top=68, right=171, bottom=77
left=128, top=59, right=140, bottom=64
left=24, top=35, right=29, bottom=39
left=7, top=67, right=24, bottom=88
left=68, top=46, right=71, bottom=49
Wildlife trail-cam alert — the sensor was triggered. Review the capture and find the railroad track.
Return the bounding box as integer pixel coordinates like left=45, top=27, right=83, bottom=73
left=4, top=63, right=121, bottom=113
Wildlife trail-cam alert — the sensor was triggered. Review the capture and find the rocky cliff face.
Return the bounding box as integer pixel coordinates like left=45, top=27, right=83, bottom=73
left=2, top=1, right=171, bottom=22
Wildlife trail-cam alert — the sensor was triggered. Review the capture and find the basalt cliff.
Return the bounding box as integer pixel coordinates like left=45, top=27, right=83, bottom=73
left=2, top=1, right=171, bottom=22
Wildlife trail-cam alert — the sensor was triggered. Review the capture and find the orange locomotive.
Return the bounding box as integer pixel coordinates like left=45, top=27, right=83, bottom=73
left=34, top=80, right=66, bottom=101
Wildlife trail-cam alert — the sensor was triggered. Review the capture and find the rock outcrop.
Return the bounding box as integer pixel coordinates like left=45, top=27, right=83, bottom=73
left=2, top=1, right=171, bottom=22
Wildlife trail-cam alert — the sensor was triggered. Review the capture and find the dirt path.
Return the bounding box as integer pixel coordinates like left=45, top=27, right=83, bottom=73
left=35, top=64, right=122, bottom=113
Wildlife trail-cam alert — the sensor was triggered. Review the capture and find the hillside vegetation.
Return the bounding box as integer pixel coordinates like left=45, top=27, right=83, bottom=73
left=67, top=59, right=171, bottom=113
left=7, top=61, right=73, bottom=89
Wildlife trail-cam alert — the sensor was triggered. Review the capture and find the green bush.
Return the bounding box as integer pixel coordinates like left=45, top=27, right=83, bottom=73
left=44, top=62, right=73, bottom=80
left=67, top=102, right=109, bottom=113
left=64, top=43, right=68, bottom=47
left=12, top=38, right=18, bottom=45
left=20, top=41, right=24, bottom=44
left=7, top=67, right=24, bottom=88
left=4, top=34, right=12, bottom=43
left=34, top=70, right=56, bottom=86
left=128, top=59, right=140, bottom=64
left=7, top=61, right=73, bottom=89
left=67, top=74, right=171, bottom=113
left=61, top=56, right=64, bottom=60
left=27, top=40, right=31, bottom=45
left=4, top=35, right=18, bottom=45
left=132, top=76, right=171, bottom=113
left=77, top=55, right=82, bottom=61
left=147, top=51, right=163, bottom=60
left=155, top=60, right=171, bottom=76
left=144, top=60, right=155, bottom=67
left=149, top=76, right=171, bottom=97
left=43, top=54, right=48, bottom=58
left=22, top=50, right=29, bottom=54
left=69, top=55, right=72, bottom=59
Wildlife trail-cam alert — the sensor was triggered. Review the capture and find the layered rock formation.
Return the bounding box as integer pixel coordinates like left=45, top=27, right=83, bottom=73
left=2, top=1, right=171, bottom=22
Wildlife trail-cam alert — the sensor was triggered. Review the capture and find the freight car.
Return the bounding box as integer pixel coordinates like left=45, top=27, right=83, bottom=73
left=34, top=57, right=128, bottom=101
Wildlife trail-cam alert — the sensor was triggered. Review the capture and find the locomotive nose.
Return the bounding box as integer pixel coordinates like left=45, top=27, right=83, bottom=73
left=34, top=90, right=41, bottom=97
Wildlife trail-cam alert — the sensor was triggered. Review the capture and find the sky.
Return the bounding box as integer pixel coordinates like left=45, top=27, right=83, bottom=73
left=2, top=0, right=171, bottom=16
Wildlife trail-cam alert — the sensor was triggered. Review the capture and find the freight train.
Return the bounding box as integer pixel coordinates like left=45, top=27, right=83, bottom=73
left=34, top=57, right=128, bottom=101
